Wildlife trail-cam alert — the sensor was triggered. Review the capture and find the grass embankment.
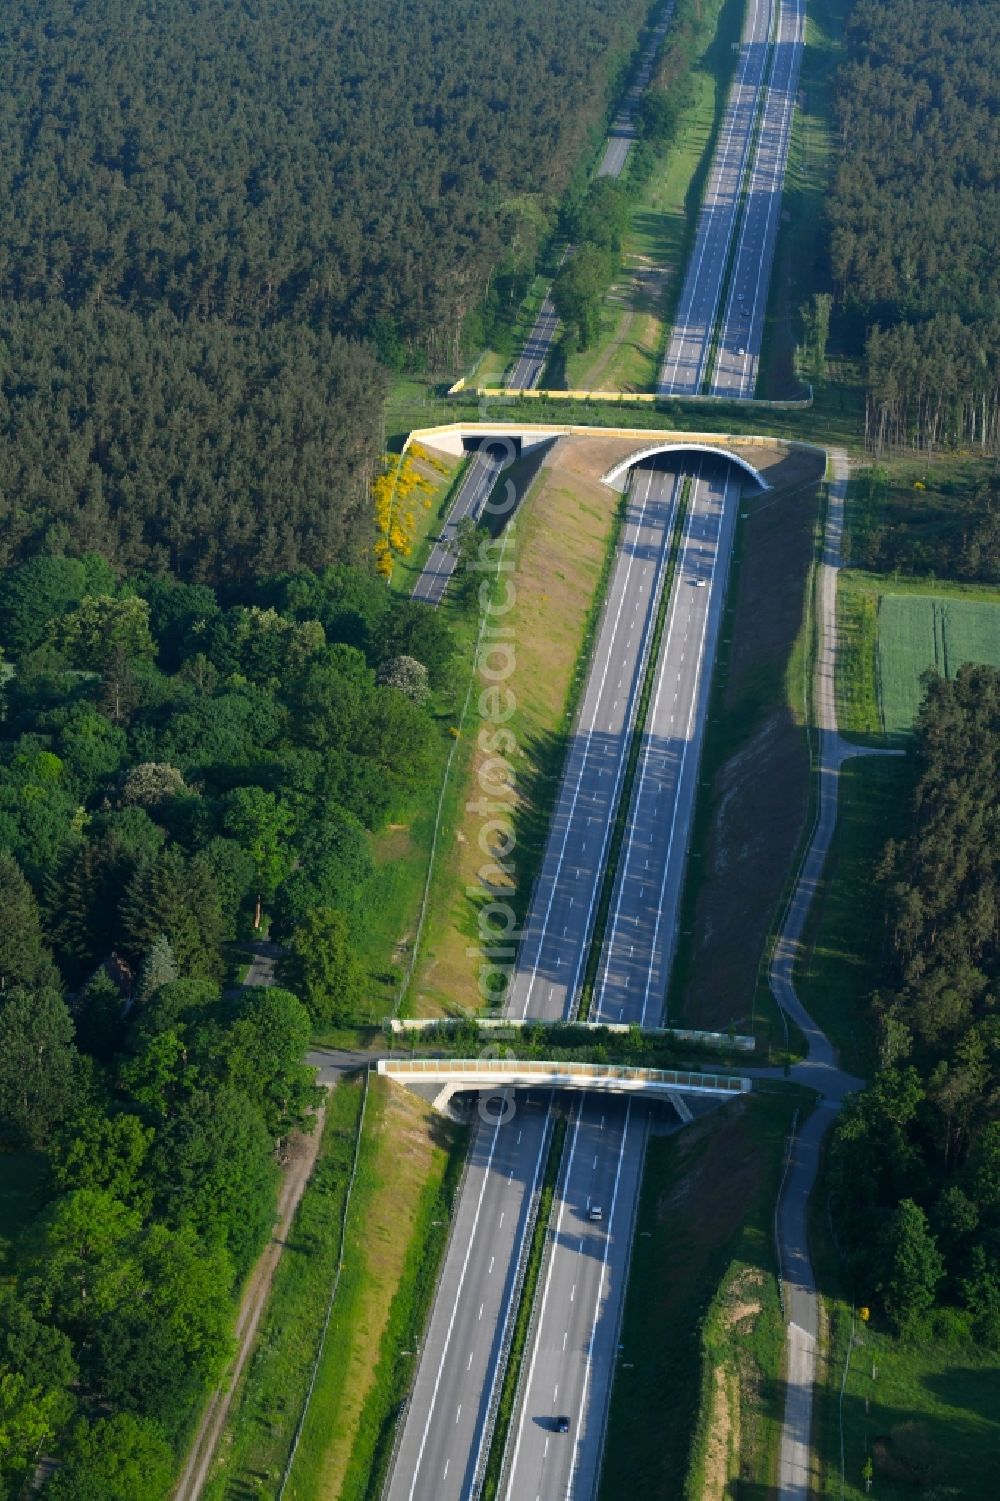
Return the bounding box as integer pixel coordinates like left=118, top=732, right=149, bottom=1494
left=668, top=453, right=822, bottom=1048
left=208, top=1074, right=466, bottom=1501
left=562, top=0, right=745, bottom=393
left=836, top=569, right=1000, bottom=747
left=283, top=1079, right=466, bottom=1501
left=384, top=445, right=467, bottom=599
left=409, top=447, right=624, bottom=1015
left=795, top=755, right=914, bottom=1079
left=201, top=1078, right=366, bottom=1498
left=480, top=1113, right=566, bottom=1501
left=599, top=1090, right=809, bottom=1498
left=477, top=273, right=556, bottom=389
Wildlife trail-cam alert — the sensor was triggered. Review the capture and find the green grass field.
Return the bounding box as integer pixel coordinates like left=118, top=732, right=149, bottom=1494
left=878, top=594, right=1000, bottom=740
left=796, top=755, right=914, bottom=1078
left=816, top=1298, right=1000, bottom=1500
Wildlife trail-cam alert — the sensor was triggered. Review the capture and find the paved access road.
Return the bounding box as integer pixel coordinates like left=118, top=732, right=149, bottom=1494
left=710, top=0, right=805, bottom=396
left=596, top=3, right=675, bottom=180
left=657, top=0, right=776, bottom=396
left=410, top=441, right=513, bottom=606
left=502, top=463, right=742, bottom=1501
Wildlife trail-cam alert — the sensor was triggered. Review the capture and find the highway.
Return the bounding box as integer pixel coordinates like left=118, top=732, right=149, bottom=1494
left=387, top=459, right=685, bottom=1501
left=657, top=0, right=776, bottom=396
left=384, top=1097, right=553, bottom=1501
left=508, top=2, right=676, bottom=390
left=502, top=463, right=742, bottom=1500
left=410, top=442, right=514, bottom=606
left=710, top=0, right=805, bottom=396
left=507, top=462, right=684, bottom=1022
left=384, top=459, right=681, bottom=1501
left=502, top=1097, right=646, bottom=1501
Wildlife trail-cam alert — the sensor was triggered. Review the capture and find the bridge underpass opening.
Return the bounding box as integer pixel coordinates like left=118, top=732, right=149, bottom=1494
left=602, top=442, right=770, bottom=494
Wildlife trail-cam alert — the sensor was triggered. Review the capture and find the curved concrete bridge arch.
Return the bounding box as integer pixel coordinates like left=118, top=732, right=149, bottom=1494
left=601, top=441, right=770, bottom=491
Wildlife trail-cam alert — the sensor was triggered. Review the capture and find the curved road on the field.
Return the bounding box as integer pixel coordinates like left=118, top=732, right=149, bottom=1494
left=755, top=449, right=895, bottom=1498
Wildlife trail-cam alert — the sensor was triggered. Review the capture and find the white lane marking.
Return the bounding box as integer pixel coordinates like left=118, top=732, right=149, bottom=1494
left=468, top=1350, right=474, bottom=1370
left=502, top=1099, right=584, bottom=1501
left=443, top=1459, right=450, bottom=1480
left=574, top=1103, right=637, bottom=1490
left=644, top=472, right=739, bottom=1024
left=489, top=1256, right=495, bottom=1274
left=403, top=1117, right=505, bottom=1500
left=514, top=466, right=679, bottom=1018
left=592, top=471, right=702, bottom=1022
left=456, top=1406, right=461, bottom=1423
left=479, top=1304, right=484, bottom=1320
left=659, top=0, right=772, bottom=393
left=466, top=1105, right=554, bottom=1489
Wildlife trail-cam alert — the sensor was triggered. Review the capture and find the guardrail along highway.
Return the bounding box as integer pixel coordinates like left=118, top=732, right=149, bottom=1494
left=501, top=461, right=743, bottom=1500
left=657, top=0, right=776, bottom=395
left=385, top=453, right=752, bottom=1501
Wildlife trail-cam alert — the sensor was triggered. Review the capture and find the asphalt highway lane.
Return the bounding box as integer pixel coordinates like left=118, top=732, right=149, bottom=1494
left=710, top=0, right=805, bottom=396
left=507, top=294, right=562, bottom=391
left=384, top=1098, right=553, bottom=1501
left=501, top=1097, right=647, bottom=1501
left=502, top=465, right=742, bottom=1500
left=506, top=463, right=684, bottom=1023
left=386, top=462, right=683, bottom=1501
left=595, top=464, right=740, bottom=1026
left=411, top=443, right=511, bottom=606
left=657, top=0, right=776, bottom=396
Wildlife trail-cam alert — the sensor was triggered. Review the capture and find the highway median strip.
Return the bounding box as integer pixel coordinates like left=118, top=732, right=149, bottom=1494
left=701, top=0, right=781, bottom=392
left=479, top=1113, right=568, bottom=1501
left=576, top=473, right=693, bottom=1021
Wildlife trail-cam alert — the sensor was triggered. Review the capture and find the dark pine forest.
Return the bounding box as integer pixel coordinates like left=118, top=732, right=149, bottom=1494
left=0, top=0, right=653, bottom=580
left=827, top=0, right=1000, bottom=451
left=0, top=4, right=661, bottom=1497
